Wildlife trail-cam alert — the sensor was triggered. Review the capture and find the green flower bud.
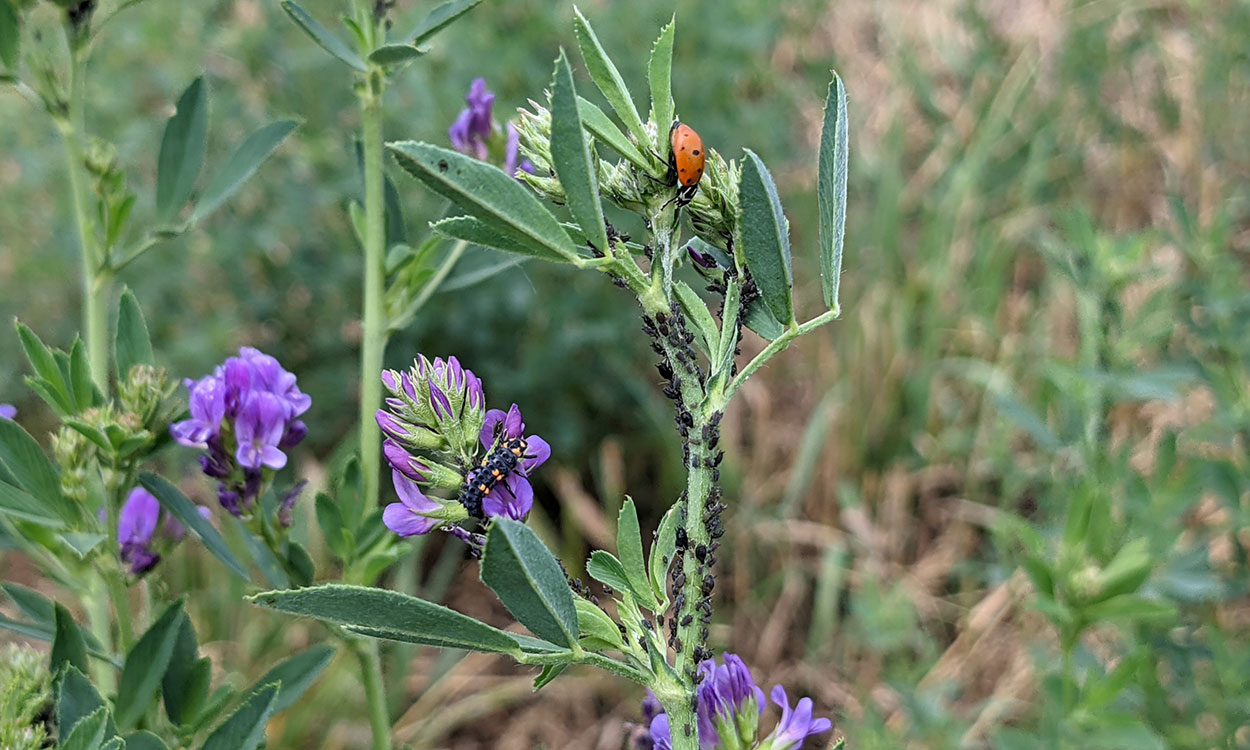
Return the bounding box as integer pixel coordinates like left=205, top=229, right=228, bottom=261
left=0, top=644, right=53, bottom=750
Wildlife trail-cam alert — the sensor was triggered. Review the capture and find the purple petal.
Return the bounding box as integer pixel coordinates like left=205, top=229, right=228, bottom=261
left=428, top=381, right=452, bottom=420
left=480, top=408, right=507, bottom=447
left=118, top=487, right=161, bottom=546
left=383, top=502, right=439, bottom=537
left=392, top=470, right=441, bottom=515
left=381, top=370, right=399, bottom=391
left=0, top=404, right=16, bottom=420
left=482, top=474, right=533, bottom=521
left=649, top=714, right=672, bottom=750
left=376, top=410, right=411, bottom=441
left=504, top=122, right=521, bottom=176
left=502, top=404, right=524, bottom=438
left=521, top=435, right=551, bottom=472
left=449, top=108, right=473, bottom=153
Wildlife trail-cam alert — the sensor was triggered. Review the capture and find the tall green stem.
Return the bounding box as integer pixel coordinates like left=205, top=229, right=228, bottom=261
left=59, top=36, right=110, bottom=392
left=84, top=577, right=116, bottom=694
left=353, top=637, right=392, bottom=750
left=358, top=76, right=387, bottom=526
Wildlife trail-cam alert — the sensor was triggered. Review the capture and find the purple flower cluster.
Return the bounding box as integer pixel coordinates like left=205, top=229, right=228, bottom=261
left=376, top=355, right=549, bottom=541
left=170, top=347, right=310, bottom=518
left=645, top=654, right=832, bottom=750
left=0, top=403, right=15, bottom=420
left=449, top=77, right=533, bottom=177
left=116, top=487, right=208, bottom=576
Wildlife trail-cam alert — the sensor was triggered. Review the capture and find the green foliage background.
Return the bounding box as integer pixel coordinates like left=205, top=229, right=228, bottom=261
left=3, top=0, right=1250, bottom=748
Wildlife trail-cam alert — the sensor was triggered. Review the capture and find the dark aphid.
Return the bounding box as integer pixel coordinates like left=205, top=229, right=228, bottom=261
left=695, top=544, right=707, bottom=562
left=680, top=614, right=693, bottom=627
left=675, top=525, right=689, bottom=550
left=701, top=575, right=715, bottom=596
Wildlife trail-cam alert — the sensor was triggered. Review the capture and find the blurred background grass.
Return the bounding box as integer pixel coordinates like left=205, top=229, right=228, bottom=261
left=3, top=0, right=1250, bottom=748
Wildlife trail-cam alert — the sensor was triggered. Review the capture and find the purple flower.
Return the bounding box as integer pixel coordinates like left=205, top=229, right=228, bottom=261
left=761, top=686, right=832, bottom=750
left=449, top=79, right=534, bottom=177
left=382, top=470, right=445, bottom=537
left=170, top=348, right=310, bottom=517
left=475, top=404, right=550, bottom=521
left=0, top=404, right=15, bottom=420
left=649, top=714, right=672, bottom=750
left=687, top=244, right=718, bottom=269
left=116, top=487, right=209, bottom=576
left=449, top=77, right=495, bottom=160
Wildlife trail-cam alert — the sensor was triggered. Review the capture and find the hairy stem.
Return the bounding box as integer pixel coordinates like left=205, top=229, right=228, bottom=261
left=358, top=76, right=387, bottom=528
left=84, top=577, right=116, bottom=694
left=353, top=637, right=393, bottom=750
left=720, top=309, right=839, bottom=405
left=106, top=569, right=134, bottom=651
left=59, top=39, right=109, bottom=392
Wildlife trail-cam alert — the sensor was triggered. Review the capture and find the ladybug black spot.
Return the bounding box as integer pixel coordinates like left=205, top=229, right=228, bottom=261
left=692, top=149, right=700, bottom=156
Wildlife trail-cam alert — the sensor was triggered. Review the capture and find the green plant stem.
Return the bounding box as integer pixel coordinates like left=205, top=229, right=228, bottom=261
left=353, top=637, right=393, bottom=750
left=105, top=569, right=134, bottom=651
left=58, top=38, right=110, bottom=392
left=388, top=239, right=468, bottom=333
left=84, top=577, right=116, bottom=694
left=357, top=76, right=387, bottom=529
left=719, top=309, right=839, bottom=405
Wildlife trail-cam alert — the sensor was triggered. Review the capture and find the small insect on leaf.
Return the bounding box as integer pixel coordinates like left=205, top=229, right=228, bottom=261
left=670, top=121, right=706, bottom=205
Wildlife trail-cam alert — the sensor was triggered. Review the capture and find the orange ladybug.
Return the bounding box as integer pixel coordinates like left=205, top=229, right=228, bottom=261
left=669, top=121, right=706, bottom=205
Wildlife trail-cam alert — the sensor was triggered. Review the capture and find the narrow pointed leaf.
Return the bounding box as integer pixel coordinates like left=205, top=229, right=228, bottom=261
left=59, top=706, right=110, bottom=750
left=408, top=0, right=480, bottom=45
left=201, top=682, right=279, bottom=750
left=572, top=7, right=650, bottom=150
left=714, top=281, right=741, bottom=377
left=0, top=480, right=64, bottom=527
left=648, top=506, right=678, bottom=606
left=648, top=16, right=676, bottom=148
left=389, top=141, right=580, bottom=262
left=368, top=44, right=424, bottom=67
left=818, top=73, right=849, bottom=312
left=431, top=216, right=555, bottom=260
left=191, top=120, right=297, bottom=222
left=57, top=666, right=114, bottom=739
left=156, top=77, right=207, bottom=222
left=551, top=49, right=609, bottom=255
left=738, top=149, right=794, bottom=325
left=481, top=519, right=579, bottom=648
left=0, top=418, right=72, bottom=521
left=161, top=610, right=201, bottom=725
left=248, top=584, right=522, bottom=655
left=280, top=1, right=366, bottom=72
left=115, top=602, right=185, bottom=730
left=114, top=288, right=153, bottom=381
left=586, top=550, right=633, bottom=595
left=743, top=296, right=785, bottom=341
left=15, top=321, right=71, bottom=410
left=247, top=644, right=335, bottom=715
left=52, top=603, right=89, bottom=677
left=0, top=0, right=18, bottom=71
left=140, top=473, right=250, bottom=581
left=68, top=337, right=101, bottom=410
left=615, top=498, right=656, bottom=610
left=574, top=598, right=624, bottom=647
left=533, top=662, right=567, bottom=691
left=577, top=97, right=651, bottom=173
left=674, top=281, right=720, bottom=358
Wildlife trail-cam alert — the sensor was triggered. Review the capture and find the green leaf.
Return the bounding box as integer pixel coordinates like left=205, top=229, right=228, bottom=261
left=0, top=417, right=71, bottom=520
left=480, top=519, right=579, bottom=648
left=408, top=0, right=480, bottom=45
left=532, top=662, right=567, bottom=691
left=738, top=149, right=794, bottom=325
left=615, top=498, right=656, bottom=610
left=115, top=601, right=185, bottom=730
left=586, top=550, right=633, bottom=595
left=201, top=682, right=279, bottom=750
left=15, top=321, right=72, bottom=412
left=0, top=480, right=65, bottom=527
left=431, top=216, right=555, bottom=260
left=314, top=492, right=351, bottom=561
left=3, top=582, right=54, bottom=624
left=59, top=706, right=110, bottom=750
left=818, top=72, right=849, bottom=313
left=191, top=120, right=297, bottom=222
left=648, top=506, right=678, bottom=607
left=714, top=281, right=741, bottom=377
left=247, top=644, right=335, bottom=715
left=1081, top=595, right=1176, bottom=624
left=58, top=666, right=113, bottom=739
left=389, top=141, right=580, bottom=262
left=243, top=528, right=289, bottom=590
left=52, top=603, right=89, bottom=677
left=68, top=336, right=100, bottom=411
left=123, top=731, right=169, bottom=750
left=574, top=598, right=623, bottom=648
left=647, top=16, right=676, bottom=149
left=155, top=77, right=208, bottom=222
left=248, top=584, right=522, bottom=655
left=674, top=281, right=720, bottom=358
left=551, top=49, right=610, bottom=256
left=572, top=7, right=650, bottom=152
left=61, top=533, right=105, bottom=558
left=140, top=473, right=250, bottom=581
left=368, top=44, right=424, bottom=67
left=287, top=541, right=315, bottom=587
left=188, top=684, right=237, bottom=736
left=577, top=97, right=651, bottom=173
left=279, top=1, right=366, bottom=72
left=0, top=0, right=18, bottom=71
left=114, top=288, right=153, bottom=381
left=161, top=610, right=203, bottom=726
